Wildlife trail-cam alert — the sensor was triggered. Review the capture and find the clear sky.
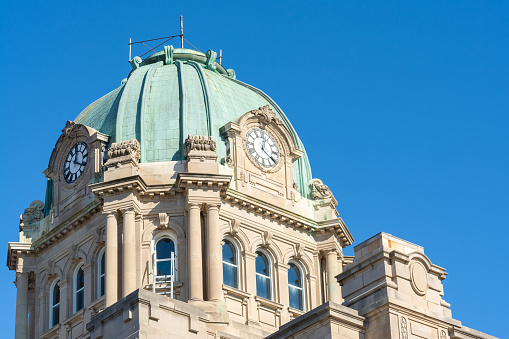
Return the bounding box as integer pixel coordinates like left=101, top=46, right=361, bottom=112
left=1, top=1, right=507, bottom=337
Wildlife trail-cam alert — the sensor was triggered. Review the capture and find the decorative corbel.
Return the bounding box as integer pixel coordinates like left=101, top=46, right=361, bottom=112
left=62, top=120, right=77, bottom=138
left=46, top=260, right=56, bottom=278
left=158, top=213, right=169, bottom=229
left=261, top=230, right=273, bottom=248
left=68, top=245, right=79, bottom=262
left=94, top=228, right=105, bottom=244
left=294, top=243, right=304, bottom=259
left=230, top=219, right=241, bottom=235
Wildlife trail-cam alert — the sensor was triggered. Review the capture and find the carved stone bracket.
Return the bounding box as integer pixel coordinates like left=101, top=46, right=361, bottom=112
left=309, top=179, right=334, bottom=201
left=158, top=213, right=169, bottom=229
left=261, top=230, right=273, bottom=248
left=106, top=139, right=141, bottom=168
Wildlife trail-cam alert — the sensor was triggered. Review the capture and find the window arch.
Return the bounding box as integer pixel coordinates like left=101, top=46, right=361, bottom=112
left=153, top=235, right=177, bottom=281
left=288, top=262, right=304, bottom=311
left=74, top=265, right=84, bottom=313
left=49, top=280, right=60, bottom=327
left=222, top=239, right=239, bottom=289
left=98, top=249, right=105, bottom=298
left=255, top=250, right=272, bottom=300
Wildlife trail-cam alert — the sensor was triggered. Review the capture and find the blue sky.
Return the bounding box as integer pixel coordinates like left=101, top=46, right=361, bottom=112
left=1, top=1, right=507, bottom=337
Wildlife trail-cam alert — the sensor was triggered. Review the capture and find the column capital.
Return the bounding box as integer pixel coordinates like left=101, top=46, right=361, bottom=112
left=121, top=207, right=136, bottom=216
left=186, top=202, right=202, bottom=210
left=104, top=211, right=118, bottom=218
left=206, top=203, right=221, bottom=211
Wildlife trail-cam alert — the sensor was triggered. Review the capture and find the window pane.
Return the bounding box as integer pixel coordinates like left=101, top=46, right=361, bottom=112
left=289, top=285, right=303, bottom=310
left=157, top=260, right=172, bottom=277
left=53, top=284, right=60, bottom=304
left=52, top=305, right=59, bottom=326
left=156, top=239, right=174, bottom=259
left=76, top=268, right=84, bottom=290
left=255, top=253, right=269, bottom=276
left=100, top=253, right=105, bottom=275
left=256, top=274, right=271, bottom=299
left=100, top=275, right=105, bottom=296
left=76, top=290, right=84, bottom=311
left=223, top=262, right=238, bottom=288
left=222, top=241, right=236, bottom=264
left=288, top=264, right=301, bottom=287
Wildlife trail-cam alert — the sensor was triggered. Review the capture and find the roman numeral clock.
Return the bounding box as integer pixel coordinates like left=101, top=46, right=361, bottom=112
left=63, top=142, right=89, bottom=183
left=245, top=128, right=280, bottom=168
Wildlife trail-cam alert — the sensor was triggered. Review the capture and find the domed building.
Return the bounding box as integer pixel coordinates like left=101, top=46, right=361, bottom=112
left=7, top=46, right=496, bottom=339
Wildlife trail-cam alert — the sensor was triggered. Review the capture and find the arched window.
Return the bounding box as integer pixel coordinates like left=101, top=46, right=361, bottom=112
left=49, top=280, right=60, bottom=327
left=288, top=263, right=304, bottom=310
left=98, top=250, right=105, bottom=298
left=255, top=251, right=272, bottom=300
left=74, top=266, right=84, bottom=313
left=154, top=237, right=176, bottom=280
left=222, top=240, right=238, bottom=288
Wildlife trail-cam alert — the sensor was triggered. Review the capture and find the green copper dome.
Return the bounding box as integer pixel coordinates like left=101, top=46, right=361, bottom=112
left=75, top=47, right=312, bottom=197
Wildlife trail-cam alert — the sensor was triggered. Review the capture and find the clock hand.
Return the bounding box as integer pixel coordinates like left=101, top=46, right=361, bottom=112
left=260, top=141, right=277, bottom=163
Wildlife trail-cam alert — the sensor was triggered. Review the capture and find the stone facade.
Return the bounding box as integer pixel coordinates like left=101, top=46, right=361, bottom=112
left=7, top=48, right=497, bottom=339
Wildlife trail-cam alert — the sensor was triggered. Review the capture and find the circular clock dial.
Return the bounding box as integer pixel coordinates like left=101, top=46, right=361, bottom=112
left=245, top=128, right=279, bottom=168
left=63, top=142, right=88, bottom=184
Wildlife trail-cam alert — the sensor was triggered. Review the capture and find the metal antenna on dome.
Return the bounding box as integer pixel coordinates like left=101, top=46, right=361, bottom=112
left=219, top=50, right=222, bottom=64
left=180, top=16, right=184, bottom=48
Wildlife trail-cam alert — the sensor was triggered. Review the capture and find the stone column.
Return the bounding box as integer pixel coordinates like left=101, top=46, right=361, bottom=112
left=206, top=204, right=223, bottom=302
left=105, top=212, right=118, bottom=306
left=188, top=203, right=203, bottom=301
left=28, top=305, right=35, bottom=339
left=123, top=209, right=136, bottom=297
left=15, top=272, right=29, bottom=339
left=37, top=292, right=46, bottom=335
left=326, top=250, right=341, bottom=303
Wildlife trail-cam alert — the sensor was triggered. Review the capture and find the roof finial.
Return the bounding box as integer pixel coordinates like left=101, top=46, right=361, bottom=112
left=180, top=15, right=184, bottom=48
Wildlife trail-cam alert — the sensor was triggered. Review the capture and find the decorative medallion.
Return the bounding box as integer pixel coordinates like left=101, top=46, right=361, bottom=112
left=410, top=261, right=429, bottom=295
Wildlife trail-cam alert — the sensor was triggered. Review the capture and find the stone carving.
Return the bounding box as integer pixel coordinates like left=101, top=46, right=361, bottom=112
left=164, top=45, right=174, bottom=65
left=158, top=213, right=169, bottom=229
left=106, top=139, right=141, bottom=167
left=68, top=245, right=79, bottom=261
left=440, top=330, right=447, bottom=339
left=230, top=219, right=241, bottom=235
left=245, top=105, right=283, bottom=128
left=46, top=260, right=56, bottom=278
left=121, top=78, right=128, bottom=85
left=309, top=179, right=332, bottom=200
left=184, top=135, right=216, bottom=156
left=225, top=155, right=233, bottom=168
left=130, top=56, right=142, bottom=70
left=410, top=261, right=429, bottom=296
left=94, top=228, right=105, bottom=244
left=227, top=68, right=236, bottom=79
left=21, top=200, right=45, bottom=225
left=261, top=231, right=273, bottom=248
left=205, top=50, right=217, bottom=71
left=400, top=316, right=408, bottom=339
left=294, top=243, right=304, bottom=259
left=62, top=120, right=78, bottom=139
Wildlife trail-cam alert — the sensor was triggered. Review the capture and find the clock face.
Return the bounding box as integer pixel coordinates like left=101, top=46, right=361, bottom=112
left=245, top=128, right=279, bottom=168
left=63, top=142, right=88, bottom=184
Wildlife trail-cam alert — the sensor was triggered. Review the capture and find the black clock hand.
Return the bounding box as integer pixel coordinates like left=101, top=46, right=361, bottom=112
left=260, top=141, right=277, bottom=163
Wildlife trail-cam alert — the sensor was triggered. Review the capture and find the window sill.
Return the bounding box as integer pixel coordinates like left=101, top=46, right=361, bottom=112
left=223, top=284, right=250, bottom=299
left=254, top=296, right=284, bottom=311
left=40, top=323, right=60, bottom=339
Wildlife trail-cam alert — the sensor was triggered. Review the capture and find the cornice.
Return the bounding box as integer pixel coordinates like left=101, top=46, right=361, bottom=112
left=7, top=242, right=33, bottom=270
left=176, top=172, right=232, bottom=192
left=31, top=199, right=102, bottom=254
left=224, top=189, right=352, bottom=247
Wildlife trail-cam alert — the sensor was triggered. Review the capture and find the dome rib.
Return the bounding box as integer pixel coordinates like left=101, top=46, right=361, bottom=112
left=140, top=62, right=163, bottom=163
left=175, top=60, right=186, bottom=159
left=188, top=61, right=212, bottom=138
